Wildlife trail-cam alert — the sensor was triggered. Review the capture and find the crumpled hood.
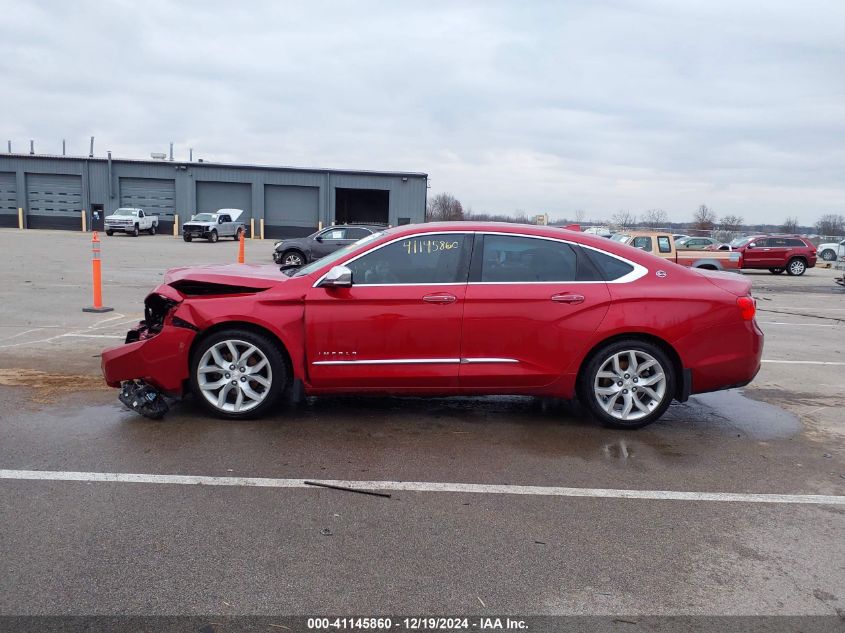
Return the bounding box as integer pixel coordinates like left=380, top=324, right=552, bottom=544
left=164, top=263, right=288, bottom=288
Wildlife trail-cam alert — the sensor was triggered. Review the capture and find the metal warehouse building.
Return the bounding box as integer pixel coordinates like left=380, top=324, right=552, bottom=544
left=0, top=154, right=428, bottom=238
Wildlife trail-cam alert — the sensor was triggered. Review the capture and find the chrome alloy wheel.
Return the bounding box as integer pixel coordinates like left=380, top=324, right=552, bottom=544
left=283, top=252, right=304, bottom=266
left=593, top=350, right=667, bottom=422
left=788, top=259, right=806, bottom=275
left=197, top=339, right=273, bottom=413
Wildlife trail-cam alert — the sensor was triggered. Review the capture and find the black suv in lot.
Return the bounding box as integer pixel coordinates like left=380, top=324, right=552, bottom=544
left=273, top=224, right=384, bottom=266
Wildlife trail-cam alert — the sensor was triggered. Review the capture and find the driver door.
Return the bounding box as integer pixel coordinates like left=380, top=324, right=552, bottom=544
left=312, top=227, right=348, bottom=258
left=304, top=232, right=473, bottom=391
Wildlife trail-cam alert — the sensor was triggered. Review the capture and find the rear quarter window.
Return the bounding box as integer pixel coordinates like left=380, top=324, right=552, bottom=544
left=785, top=238, right=806, bottom=247
left=583, top=249, right=635, bottom=281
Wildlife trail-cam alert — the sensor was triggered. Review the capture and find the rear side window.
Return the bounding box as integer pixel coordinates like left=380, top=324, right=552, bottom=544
left=480, top=235, right=578, bottom=282
left=583, top=249, right=635, bottom=281
left=657, top=236, right=672, bottom=253
left=785, top=238, right=805, bottom=247
left=346, top=227, right=371, bottom=239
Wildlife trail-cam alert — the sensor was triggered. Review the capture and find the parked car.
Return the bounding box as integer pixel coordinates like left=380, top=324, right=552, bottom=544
left=727, top=235, right=817, bottom=275
left=616, top=231, right=742, bottom=271
left=672, top=234, right=690, bottom=242
left=101, top=222, right=763, bottom=429
left=675, top=236, right=723, bottom=250
left=104, top=208, right=159, bottom=237
left=273, top=224, right=384, bottom=266
left=817, top=239, right=845, bottom=262
left=584, top=226, right=612, bottom=238
left=182, top=209, right=246, bottom=243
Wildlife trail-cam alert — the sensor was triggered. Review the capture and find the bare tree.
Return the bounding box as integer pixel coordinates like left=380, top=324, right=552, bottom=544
left=815, top=214, right=845, bottom=237
left=781, top=216, right=799, bottom=233
left=692, top=205, right=717, bottom=231
left=574, top=208, right=587, bottom=224
left=611, top=210, right=636, bottom=230
left=719, top=214, right=744, bottom=232
left=641, top=208, right=669, bottom=229
left=426, top=193, right=464, bottom=222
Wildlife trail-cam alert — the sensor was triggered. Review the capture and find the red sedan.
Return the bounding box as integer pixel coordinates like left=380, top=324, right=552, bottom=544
left=101, top=222, right=763, bottom=429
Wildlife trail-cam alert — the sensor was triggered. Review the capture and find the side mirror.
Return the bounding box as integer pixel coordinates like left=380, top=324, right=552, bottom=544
left=747, top=242, right=756, bottom=249
left=318, top=265, right=353, bottom=288
left=315, top=235, right=323, bottom=242
left=219, top=218, right=225, bottom=224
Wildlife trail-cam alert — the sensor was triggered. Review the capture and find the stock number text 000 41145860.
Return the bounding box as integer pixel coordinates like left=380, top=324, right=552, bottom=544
left=402, top=239, right=460, bottom=255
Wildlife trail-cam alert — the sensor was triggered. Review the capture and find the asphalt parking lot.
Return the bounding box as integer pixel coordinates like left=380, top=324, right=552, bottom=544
left=0, top=229, right=843, bottom=621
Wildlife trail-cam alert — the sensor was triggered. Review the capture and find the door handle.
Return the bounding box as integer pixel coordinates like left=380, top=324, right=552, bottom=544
left=551, top=293, right=585, bottom=304
left=422, top=293, right=457, bottom=304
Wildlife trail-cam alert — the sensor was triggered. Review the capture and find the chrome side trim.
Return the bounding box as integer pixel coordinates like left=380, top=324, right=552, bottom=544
left=312, top=358, right=461, bottom=366
left=311, top=357, right=521, bottom=366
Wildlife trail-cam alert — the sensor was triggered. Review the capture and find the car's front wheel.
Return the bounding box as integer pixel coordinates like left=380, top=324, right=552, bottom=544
left=209, top=229, right=218, bottom=243
left=183, top=234, right=192, bottom=242
left=578, top=339, right=675, bottom=429
left=132, top=224, right=140, bottom=237
left=190, top=329, right=287, bottom=419
left=281, top=250, right=305, bottom=267
left=786, top=258, right=806, bottom=276
left=106, top=230, right=113, bottom=236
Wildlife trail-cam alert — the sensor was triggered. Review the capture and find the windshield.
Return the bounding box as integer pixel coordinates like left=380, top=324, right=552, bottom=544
left=729, top=237, right=753, bottom=248
left=293, top=231, right=387, bottom=277
left=114, top=209, right=137, bottom=216
left=192, top=213, right=216, bottom=222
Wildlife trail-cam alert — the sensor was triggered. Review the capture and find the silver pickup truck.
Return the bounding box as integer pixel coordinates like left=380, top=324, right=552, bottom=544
left=182, top=209, right=246, bottom=243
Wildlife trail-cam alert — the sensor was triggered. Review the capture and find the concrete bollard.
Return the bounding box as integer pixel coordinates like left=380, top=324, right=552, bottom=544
left=18, top=208, right=24, bottom=230
left=173, top=215, right=179, bottom=238
left=260, top=218, right=265, bottom=240
left=81, top=209, right=87, bottom=232
left=250, top=218, right=255, bottom=240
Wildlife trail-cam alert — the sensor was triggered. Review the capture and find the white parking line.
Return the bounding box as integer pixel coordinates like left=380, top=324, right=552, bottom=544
left=762, top=360, right=845, bottom=366
left=758, top=321, right=836, bottom=327
left=0, top=469, right=842, bottom=506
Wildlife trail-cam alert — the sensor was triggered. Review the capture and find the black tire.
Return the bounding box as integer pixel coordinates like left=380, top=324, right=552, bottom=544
left=106, top=230, right=114, bottom=236
left=786, top=258, right=806, bottom=276
left=189, top=328, right=287, bottom=420
left=281, top=250, right=305, bottom=267
left=209, top=229, right=218, bottom=243
left=234, top=228, right=243, bottom=241
left=149, top=224, right=156, bottom=235
left=132, top=224, right=140, bottom=237
left=820, top=249, right=836, bottom=262
left=769, top=267, right=784, bottom=274
left=577, top=338, right=676, bottom=430
left=183, top=234, right=192, bottom=242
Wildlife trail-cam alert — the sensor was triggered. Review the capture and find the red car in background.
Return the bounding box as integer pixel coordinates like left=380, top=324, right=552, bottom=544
left=101, top=222, right=763, bottom=429
left=725, top=235, right=817, bottom=275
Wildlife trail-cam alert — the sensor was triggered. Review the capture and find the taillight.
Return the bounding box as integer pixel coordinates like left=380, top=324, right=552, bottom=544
left=737, top=296, right=756, bottom=321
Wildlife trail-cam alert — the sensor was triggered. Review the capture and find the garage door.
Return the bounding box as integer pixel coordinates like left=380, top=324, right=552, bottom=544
left=120, top=178, right=176, bottom=230
left=0, top=172, right=16, bottom=228
left=26, top=173, right=83, bottom=230
left=196, top=182, right=251, bottom=226
left=264, top=185, right=319, bottom=239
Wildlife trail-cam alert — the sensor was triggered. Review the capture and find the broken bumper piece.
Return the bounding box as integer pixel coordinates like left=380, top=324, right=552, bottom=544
left=118, top=380, right=170, bottom=419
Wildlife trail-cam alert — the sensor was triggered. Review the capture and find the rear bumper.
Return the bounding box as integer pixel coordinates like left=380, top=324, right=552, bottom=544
left=675, top=320, right=764, bottom=395
left=101, top=325, right=196, bottom=395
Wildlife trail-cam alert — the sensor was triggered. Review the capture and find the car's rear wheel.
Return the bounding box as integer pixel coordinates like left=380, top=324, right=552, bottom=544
left=183, top=234, right=192, bottom=242
left=769, top=267, right=784, bottom=274
left=282, top=250, right=305, bottom=267
left=234, top=228, right=243, bottom=241
left=786, top=258, right=806, bottom=276
left=578, top=339, right=675, bottom=429
left=209, top=229, right=218, bottom=243
left=190, top=329, right=287, bottom=419
left=149, top=225, right=156, bottom=235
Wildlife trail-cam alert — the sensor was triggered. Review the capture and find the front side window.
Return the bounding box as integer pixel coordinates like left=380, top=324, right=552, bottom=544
left=321, top=228, right=346, bottom=240
left=480, top=235, right=578, bottom=282
left=631, top=236, right=653, bottom=252
left=657, top=236, right=672, bottom=253
left=219, top=215, right=230, bottom=223
left=347, top=233, right=469, bottom=285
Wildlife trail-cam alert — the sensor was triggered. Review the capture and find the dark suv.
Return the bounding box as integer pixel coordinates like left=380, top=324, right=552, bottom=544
left=728, top=235, right=817, bottom=275
left=272, top=224, right=384, bottom=266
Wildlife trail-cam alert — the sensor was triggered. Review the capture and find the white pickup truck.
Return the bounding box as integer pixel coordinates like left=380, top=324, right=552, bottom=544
left=104, top=208, right=159, bottom=237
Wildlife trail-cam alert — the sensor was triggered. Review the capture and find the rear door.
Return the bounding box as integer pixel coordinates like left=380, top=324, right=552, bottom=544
left=305, top=232, right=473, bottom=390
left=459, top=233, right=612, bottom=389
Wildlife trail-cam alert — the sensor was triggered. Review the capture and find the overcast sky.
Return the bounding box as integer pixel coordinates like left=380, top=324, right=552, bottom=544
left=2, top=0, right=843, bottom=224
